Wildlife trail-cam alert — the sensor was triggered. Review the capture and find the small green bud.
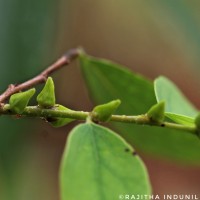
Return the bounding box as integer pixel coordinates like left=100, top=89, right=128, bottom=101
left=48, top=104, right=74, bottom=127
left=147, top=101, right=165, bottom=123
left=194, top=113, right=200, bottom=137
left=9, top=88, right=36, bottom=114
left=37, top=77, right=55, bottom=108
left=92, top=99, right=121, bottom=122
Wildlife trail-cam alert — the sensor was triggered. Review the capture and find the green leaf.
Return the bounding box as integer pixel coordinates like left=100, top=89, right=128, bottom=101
left=48, top=104, right=74, bottom=127
left=195, top=113, right=200, bottom=129
left=60, top=123, right=151, bottom=200
left=79, top=54, right=155, bottom=115
left=79, top=54, right=200, bottom=164
left=9, top=88, right=36, bottom=114
left=92, top=99, right=121, bottom=122
left=37, top=77, right=55, bottom=108
left=195, top=113, right=200, bottom=137
left=154, top=76, right=198, bottom=125
left=165, top=113, right=195, bottom=125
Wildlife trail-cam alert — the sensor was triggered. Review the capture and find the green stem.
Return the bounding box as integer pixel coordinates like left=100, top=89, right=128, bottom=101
left=1, top=104, right=89, bottom=120
left=111, top=115, right=196, bottom=134
left=0, top=104, right=197, bottom=136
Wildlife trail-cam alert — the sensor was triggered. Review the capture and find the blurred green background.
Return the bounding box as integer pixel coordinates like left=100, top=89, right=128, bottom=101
left=0, top=0, right=200, bottom=199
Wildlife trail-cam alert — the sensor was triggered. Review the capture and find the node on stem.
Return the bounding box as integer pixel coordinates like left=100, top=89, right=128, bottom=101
left=9, top=88, right=36, bottom=114
left=147, top=101, right=165, bottom=123
left=48, top=104, right=75, bottom=127
left=92, top=99, right=121, bottom=122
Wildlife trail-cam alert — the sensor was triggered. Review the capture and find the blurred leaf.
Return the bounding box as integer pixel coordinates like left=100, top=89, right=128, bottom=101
left=79, top=54, right=156, bottom=115
left=0, top=1, right=58, bottom=199
left=165, top=113, right=194, bottom=126
left=79, top=54, right=200, bottom=165
left=154, top=76, right=198, bottom=125
left=60, top=123, right=151, bottom=200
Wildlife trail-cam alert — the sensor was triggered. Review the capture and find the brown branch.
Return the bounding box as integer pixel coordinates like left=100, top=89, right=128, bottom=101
left=0, top=48, right=80, bottom=104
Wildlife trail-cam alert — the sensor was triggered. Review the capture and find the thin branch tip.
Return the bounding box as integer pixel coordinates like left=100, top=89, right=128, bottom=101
left=0, top=48, right=80, bottom=103
left=63, top=48, right=80, bottom=60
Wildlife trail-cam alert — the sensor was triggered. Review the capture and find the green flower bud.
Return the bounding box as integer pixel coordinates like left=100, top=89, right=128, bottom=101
left=37, top=77, right=55, bottom=108
left=48, top=104, right=74, bottom=127
left=147, top=101, right=165, bottom=123
left=9, top=88, right=36, bottom=114
left=92, top=99, right=121, bottom=122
